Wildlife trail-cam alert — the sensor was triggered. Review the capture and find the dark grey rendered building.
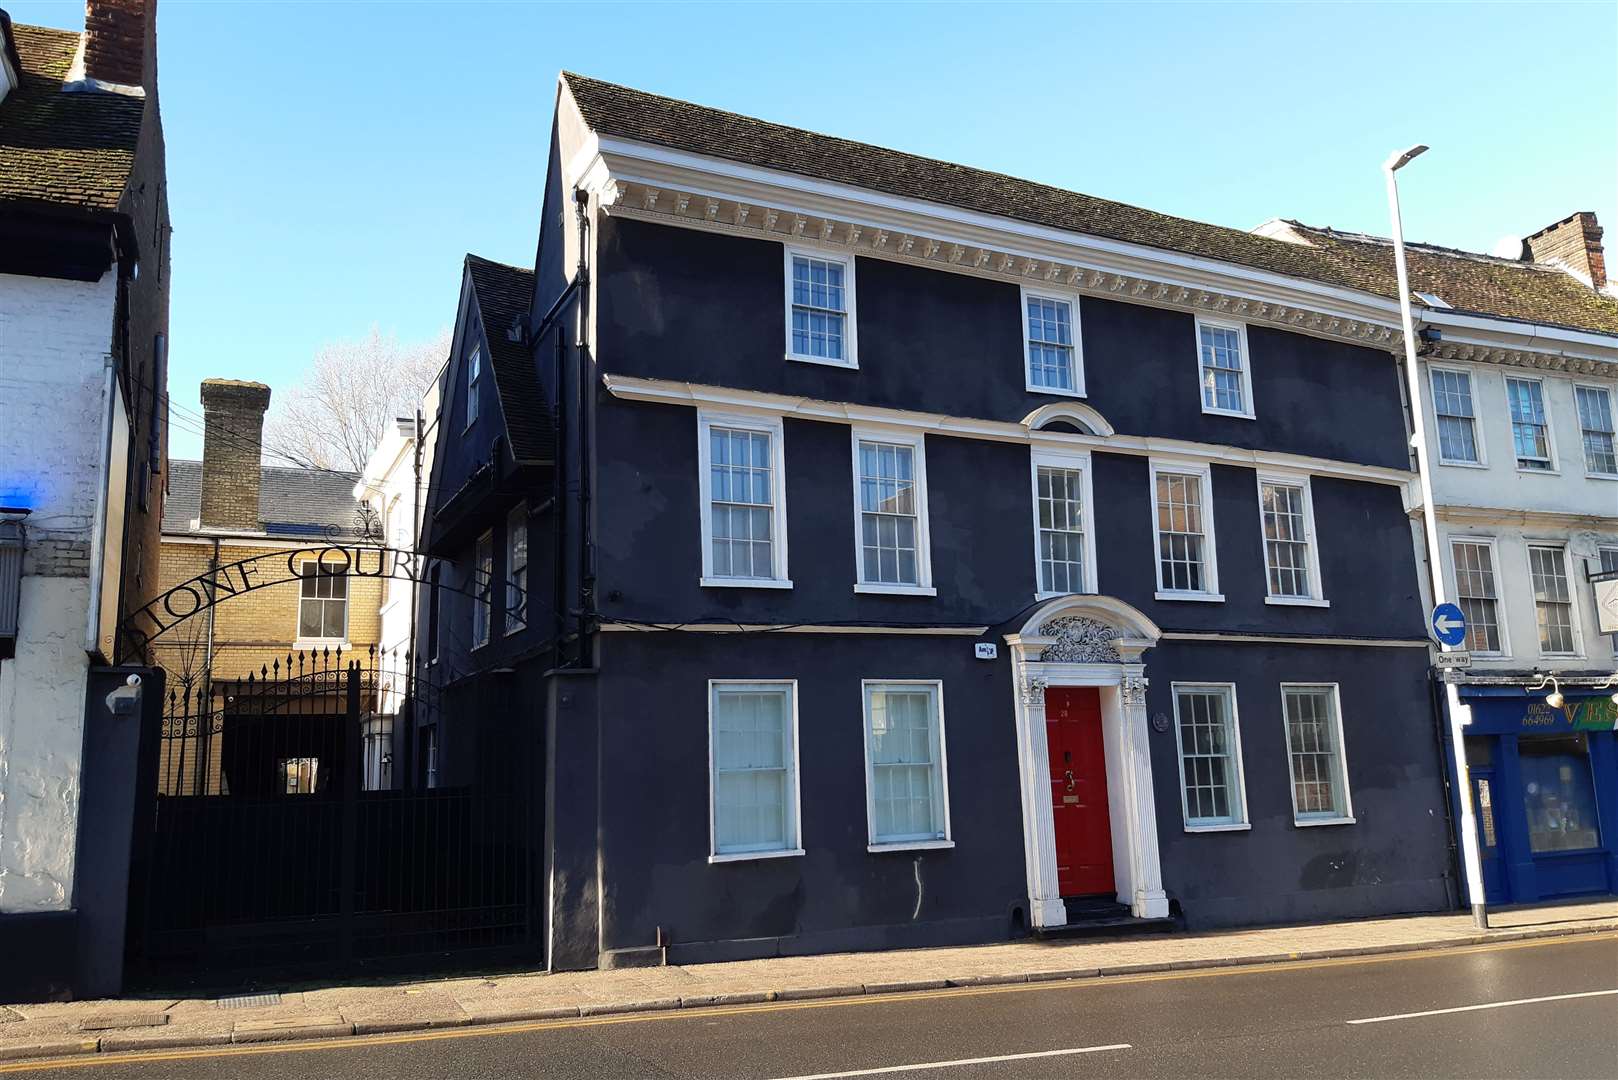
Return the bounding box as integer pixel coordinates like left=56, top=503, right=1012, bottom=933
left=417, top=74, right=1459, bottom=972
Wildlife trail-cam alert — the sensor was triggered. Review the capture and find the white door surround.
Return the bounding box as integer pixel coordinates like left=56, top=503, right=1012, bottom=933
left=1005, top=595, right=1169, bottom=927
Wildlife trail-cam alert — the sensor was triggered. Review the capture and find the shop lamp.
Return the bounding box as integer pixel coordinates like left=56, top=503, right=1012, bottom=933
left=1526, top=673, right=1563, bottom=709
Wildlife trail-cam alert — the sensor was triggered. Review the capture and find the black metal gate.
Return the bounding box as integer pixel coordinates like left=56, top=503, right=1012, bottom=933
left=127, top=647, right=535, bottom=986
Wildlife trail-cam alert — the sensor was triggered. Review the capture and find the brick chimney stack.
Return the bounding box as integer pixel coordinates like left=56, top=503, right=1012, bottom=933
left=80, top=0, right=155, bottom=91
left=1523, top=211, right=1607, bottom=290
left=198, top=379, right=270, bottom=532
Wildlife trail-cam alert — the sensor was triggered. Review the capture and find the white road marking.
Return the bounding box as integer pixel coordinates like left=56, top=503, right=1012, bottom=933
left=1347, top=987, right=1618, bottom=1025
left=764, top=1043, right=1131, bottom=1080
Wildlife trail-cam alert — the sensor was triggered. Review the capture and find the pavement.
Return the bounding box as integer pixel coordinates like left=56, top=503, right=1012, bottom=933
left=0, top=899, right=1613, bottom=1069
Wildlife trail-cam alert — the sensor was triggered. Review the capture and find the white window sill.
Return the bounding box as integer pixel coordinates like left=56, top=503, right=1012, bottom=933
left=1515, top=465, right=1559, bottom=476
left=1155, top=590, right=1225, bottom=603
left=1184, top=822, right=1251, bottom=833
left=1025, top=382, right=1087, bottom=399
left=1538, top=652, right=1586, bottom=662
left=867, top=839, right=955, bottom=853
left=786, top=352, right=857, bottom=370
left=855, top=583, right=938, bottom=597
left=708, top=847, right=806, bottom=865
left=1265, top=596, right=1331, bottom=608
left=1201, top=406, right=1256, bottom=421
left=294, top=639, right=350, bottom=651
left=1586, top=471, right=1618, bottom=482
left=701, top=576, right=795, bottom=590
left=1438, top=458, right=1488, bottom=470
left=1293, top=816, right=1356, bottom=828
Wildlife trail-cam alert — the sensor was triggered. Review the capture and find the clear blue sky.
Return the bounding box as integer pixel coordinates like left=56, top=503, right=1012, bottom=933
left=12, top=1, right=1616, bottom=460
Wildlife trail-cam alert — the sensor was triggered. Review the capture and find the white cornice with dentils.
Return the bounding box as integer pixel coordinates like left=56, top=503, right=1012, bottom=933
left=565, top=133, right=1618, bottom=380
left=602, top=373, right=1418, bottom=500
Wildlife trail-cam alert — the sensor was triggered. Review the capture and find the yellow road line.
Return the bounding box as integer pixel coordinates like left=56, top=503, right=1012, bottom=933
left=4, top=930, right=1613, bottom=1074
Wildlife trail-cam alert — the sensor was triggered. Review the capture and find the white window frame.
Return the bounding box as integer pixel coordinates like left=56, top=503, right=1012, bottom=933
left=506, top=502, right=527, bottom=633
left=697, top=410, right=792, bottom=589
left=1428, top=364, right=1487, bottom=468
left=1279, top=682, right=1355, bottom=827
left=471, top=530, right=492, bottom=649
left=464, top=345, right=481, bottom=431
left=1020, top=285, right=1086, bottom=398
left=1448, top=535, right=1510, bottom=658
left=1149, top=457, right=1223, bottom=602
left=1600, top=546, right=1618, bottom=649
left=1504, top=375, right=1558, bottom=474
left=850, top=425, right=935, bottom=596
left=1170, top=682, right=1250, bottom=832
left=1030, top=446, right=1098, bottom=600
left=1193, top=317, right=1255, bottom=420
left=860, top=679, right=954, bottom=852
left=784, top=244, right=858, bottom=369
left=1526, top=541, right=1583, bottom=659
left=707, top=679, right=804, bottom=863
left=294, top=558, right=350, bottom=647
left=1254, top=470, right=1327, bottom=607
left=1573, top=382, right=1618, bottom=480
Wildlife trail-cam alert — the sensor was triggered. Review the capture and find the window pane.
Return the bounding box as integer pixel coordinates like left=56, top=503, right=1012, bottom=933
left=1176, top=688, right=1241, bottom=826
left=1284, top=687, right=1346, bottom=819
left=1026, top=297, right=1075, bottom=390
left=1520, top=734, right=1602, bottom=853
left=1200, top=325, right=1246, bottom=412
left=791, top=255, right=848, bottom=361
left=709, top=427, right=775, bottom=579
left=1431, top=370, right=1479, bottom=463
left=1260, top=482, right=1312, bottom=598
left=1037, top=465, right=1085, bottom=594
left=858, top=440, right=920, bottom=585
left=1451, top=541, right=1503, bottom=653
left=1506, top=379, right=1552, bottom=468
left=1156, top=472, right=1207, bottom=592
left=1528, top=546, right=1575, bottom=653
left=866, top=686, right=944, bottom=842
left=713, top=686, right=795, bottom=854
left=1575, top=386, right=1617, bottom=474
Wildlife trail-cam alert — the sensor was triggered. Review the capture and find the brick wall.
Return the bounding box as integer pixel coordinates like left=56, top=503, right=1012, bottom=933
left=197, top=380, right=269, bottom=532
left=149, top=538, right=385, bottom=691
left=1524, top=211, right=1607, bottom=289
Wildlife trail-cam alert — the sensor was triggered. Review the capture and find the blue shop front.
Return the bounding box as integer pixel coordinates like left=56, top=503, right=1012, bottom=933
left=1450, top=686, right=1618, bottom=905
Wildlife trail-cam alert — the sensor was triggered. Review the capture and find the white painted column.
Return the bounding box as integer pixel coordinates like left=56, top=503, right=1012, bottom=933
left=1117, top=667, right=1169, bottom=919
left=1012, top=669, right=1065, bottom=928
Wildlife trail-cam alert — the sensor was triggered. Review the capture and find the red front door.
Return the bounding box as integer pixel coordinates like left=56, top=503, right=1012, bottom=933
left=1046, top=686, right=1115, bottom=896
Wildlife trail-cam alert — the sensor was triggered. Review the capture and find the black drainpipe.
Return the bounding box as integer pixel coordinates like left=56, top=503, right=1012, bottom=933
left=1427, top=670, right=1463, bottom=909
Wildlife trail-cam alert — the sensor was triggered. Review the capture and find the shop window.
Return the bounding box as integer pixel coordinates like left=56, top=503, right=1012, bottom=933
left=1519, top=733, right=1602, bottom=854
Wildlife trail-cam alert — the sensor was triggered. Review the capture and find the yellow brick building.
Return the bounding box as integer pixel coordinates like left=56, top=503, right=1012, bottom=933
left=146, top=380, right=391, bottom=795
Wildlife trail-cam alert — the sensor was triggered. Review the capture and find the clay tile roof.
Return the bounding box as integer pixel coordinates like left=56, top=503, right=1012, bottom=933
left=561, top=72, right=1618, bottom=340
left=1273, top=222, right=1618, bottom=337
left=465, top=254, right=553, bottom=464
left=0, top=21, right=143, bottom=214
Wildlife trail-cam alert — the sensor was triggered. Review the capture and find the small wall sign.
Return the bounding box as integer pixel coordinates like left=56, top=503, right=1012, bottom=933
left=1151, top=712, right=1171, bottom=733
left=974, top=643, right=998, bottom=660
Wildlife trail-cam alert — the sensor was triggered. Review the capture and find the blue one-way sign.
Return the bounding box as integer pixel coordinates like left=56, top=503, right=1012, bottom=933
left=1431, top=603, right=1468, bottom=648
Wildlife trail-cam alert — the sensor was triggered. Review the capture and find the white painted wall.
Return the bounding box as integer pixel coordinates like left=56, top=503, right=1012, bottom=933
left=1419, top=356, right=1618, bottom=674
left=356, top=416, right=421, bottom=716
left=0, top=270, right=116, bottom=913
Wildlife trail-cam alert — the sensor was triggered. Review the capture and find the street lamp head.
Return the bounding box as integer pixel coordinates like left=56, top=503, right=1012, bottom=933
left=1385, top=144, right=1429, bottom=173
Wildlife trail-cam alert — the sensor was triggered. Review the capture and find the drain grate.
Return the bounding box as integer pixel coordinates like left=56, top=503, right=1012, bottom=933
left=215, top=992, right=281, bottom=1009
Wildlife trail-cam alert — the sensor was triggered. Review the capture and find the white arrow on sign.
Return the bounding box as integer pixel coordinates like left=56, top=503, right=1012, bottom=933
left=1434, top=613, right=1465, bottom=636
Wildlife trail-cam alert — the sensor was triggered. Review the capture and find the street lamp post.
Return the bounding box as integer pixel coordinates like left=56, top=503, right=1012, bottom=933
left=1384, top=145, right=1488, bottom=929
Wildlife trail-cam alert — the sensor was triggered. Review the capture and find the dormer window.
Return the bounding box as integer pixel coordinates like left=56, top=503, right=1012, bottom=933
left=785, top=247, right=857, bottom=368
left=465, top=345, right=482, bottom=430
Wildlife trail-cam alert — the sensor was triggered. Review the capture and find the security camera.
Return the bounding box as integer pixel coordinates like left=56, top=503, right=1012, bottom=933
left=126, top=673, right=142, bottom=688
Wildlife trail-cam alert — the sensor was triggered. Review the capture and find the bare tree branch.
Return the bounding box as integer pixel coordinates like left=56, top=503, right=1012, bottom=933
left=265, top=326, right=450, bottom=472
